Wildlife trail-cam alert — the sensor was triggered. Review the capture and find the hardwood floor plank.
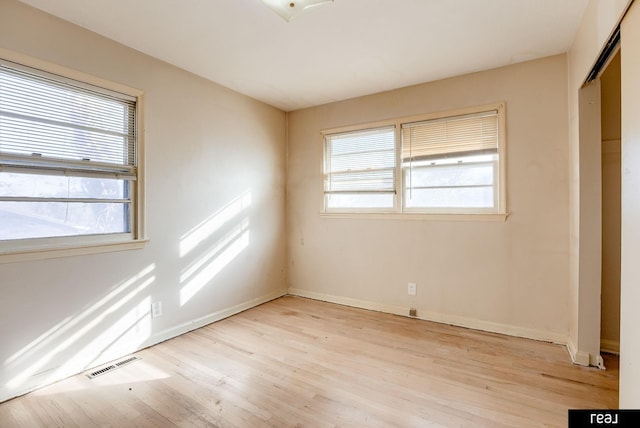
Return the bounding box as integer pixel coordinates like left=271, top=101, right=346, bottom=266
left=0, top=296, right=618, bottom=427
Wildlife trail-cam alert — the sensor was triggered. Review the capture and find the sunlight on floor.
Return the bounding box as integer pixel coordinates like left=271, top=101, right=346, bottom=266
left=31, top=359, right=171, bottom=396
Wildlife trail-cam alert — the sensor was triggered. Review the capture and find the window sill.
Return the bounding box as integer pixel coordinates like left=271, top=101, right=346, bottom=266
left=319, top=212, right=509, bottom=222
left=0, top=238, right=149, bottom=264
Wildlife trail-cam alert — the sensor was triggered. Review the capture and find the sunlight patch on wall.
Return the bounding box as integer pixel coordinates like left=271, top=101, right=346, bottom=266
left=5, top=264, right=156, bottom=367
left=4, top=264, right=156, bottom=392
left=180, top=218, right=250, bottom=306
left=46, top=296, right=153, bottom=386
left=180, top=218, right=250, bottom=285
left=179, top=191, right=252, bottom=258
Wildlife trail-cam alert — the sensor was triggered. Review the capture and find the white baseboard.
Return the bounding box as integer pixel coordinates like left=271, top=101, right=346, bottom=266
left=601, top=338, right=620, bottom=355
left=288, top=288, right=567, bottom=345
left=566, top=336, right=598, bottom=367
left=567, top=336, right=610, bottom=368
left=0, top=288, right=287, bottom=403
left=146, top=289, right=287, bottom=346
left=567, top=336, right=579, bottom=363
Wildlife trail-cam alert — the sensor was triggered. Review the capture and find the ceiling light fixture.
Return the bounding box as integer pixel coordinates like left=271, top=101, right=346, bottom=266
left=261, top=0, right=334, bottom=22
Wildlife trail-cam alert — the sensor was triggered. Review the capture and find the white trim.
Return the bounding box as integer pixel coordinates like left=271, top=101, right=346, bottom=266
left=319, top=212, right=509, bottom=222
left=566, top=337, right=577, bottom=362
left=601, top=338, right=620, bottom=355
left=573, top=350, right=592, bottom=367
left=0, top=239, right=149, bottom=264
left=0, top=288, right=287, bottom=403
left=320, top=102, right=505, bottom=137
left=321, top=118, right=400, bottom=137
left=148, top=289, right=287, bottom=345
left=135, top=93, right=147, bottom=240
left=596, top=354, right=606, bottom=370
left=0, top=47, right=143, bottom=98
left=287, top=288, right=567, bottom=345
left=567, top=336, right=591, bottom=366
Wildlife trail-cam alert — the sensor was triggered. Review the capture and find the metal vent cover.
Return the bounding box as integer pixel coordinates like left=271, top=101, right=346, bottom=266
left=86, top=356, right=140, bottom=379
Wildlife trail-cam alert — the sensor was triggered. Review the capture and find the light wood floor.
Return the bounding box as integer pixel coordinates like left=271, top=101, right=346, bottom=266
left=0, top=296, right=618, bottom=427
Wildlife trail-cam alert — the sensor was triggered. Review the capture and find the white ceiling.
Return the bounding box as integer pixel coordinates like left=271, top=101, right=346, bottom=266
left=18, top=0, right=589, bottom=111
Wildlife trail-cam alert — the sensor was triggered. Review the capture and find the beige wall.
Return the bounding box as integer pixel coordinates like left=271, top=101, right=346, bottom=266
left=0, top=0, right=286, bottom=401
left=287, top=55, right=570, bottom=343
left=600, top=51, right=621, bottom=354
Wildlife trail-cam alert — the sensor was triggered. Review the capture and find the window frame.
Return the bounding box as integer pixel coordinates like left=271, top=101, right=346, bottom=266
left=323, top=124, right=398, bottom=213
left=0, top=49, right=147, bottom=262
left=321, top=102, right=507, bottom=220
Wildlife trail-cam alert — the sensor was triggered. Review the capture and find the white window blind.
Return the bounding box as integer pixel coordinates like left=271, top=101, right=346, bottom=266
left=324, top=126, right=396, bottom=210
left=0, top=59, right=136, bottom=179
left=401, top=111, right=498, bottom=162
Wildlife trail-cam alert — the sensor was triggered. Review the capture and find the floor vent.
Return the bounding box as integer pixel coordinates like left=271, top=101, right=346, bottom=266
left=86, top=356, right=140, bottom=379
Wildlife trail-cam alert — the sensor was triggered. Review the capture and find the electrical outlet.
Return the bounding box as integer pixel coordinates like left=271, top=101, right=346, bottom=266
left=408, top=282, right=417, bottom=296
left=151, top=301, right=163, bottom=318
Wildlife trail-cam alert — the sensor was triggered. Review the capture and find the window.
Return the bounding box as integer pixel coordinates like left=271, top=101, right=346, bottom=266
left=0, top=58, right=143, bottom=253
left=402, top=110, right=500, bottom=213
left=322, top=103, right=505, bottom=216
left=324, top=126, right=396, bottom=210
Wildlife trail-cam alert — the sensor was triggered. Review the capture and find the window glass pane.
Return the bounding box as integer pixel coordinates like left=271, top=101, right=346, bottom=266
left=325, top=127, right=396, bottom=195
left=326, top=193, right=394, bottom=209
left=405, top=187, right=494, bottom=208
left=0, top=172, right=127, bottom=199
left=0, top=201, right=129, bottom=240
left=407, top=162, right=494, bottom=188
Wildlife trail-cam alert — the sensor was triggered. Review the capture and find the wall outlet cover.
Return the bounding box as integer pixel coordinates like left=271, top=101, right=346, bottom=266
left=408, top=282, right=417, bottom=296
left=151, top=301, right=163, bottom=318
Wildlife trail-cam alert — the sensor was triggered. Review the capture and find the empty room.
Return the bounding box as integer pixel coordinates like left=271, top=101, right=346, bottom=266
left=1, top=0, right=639, bottom=426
